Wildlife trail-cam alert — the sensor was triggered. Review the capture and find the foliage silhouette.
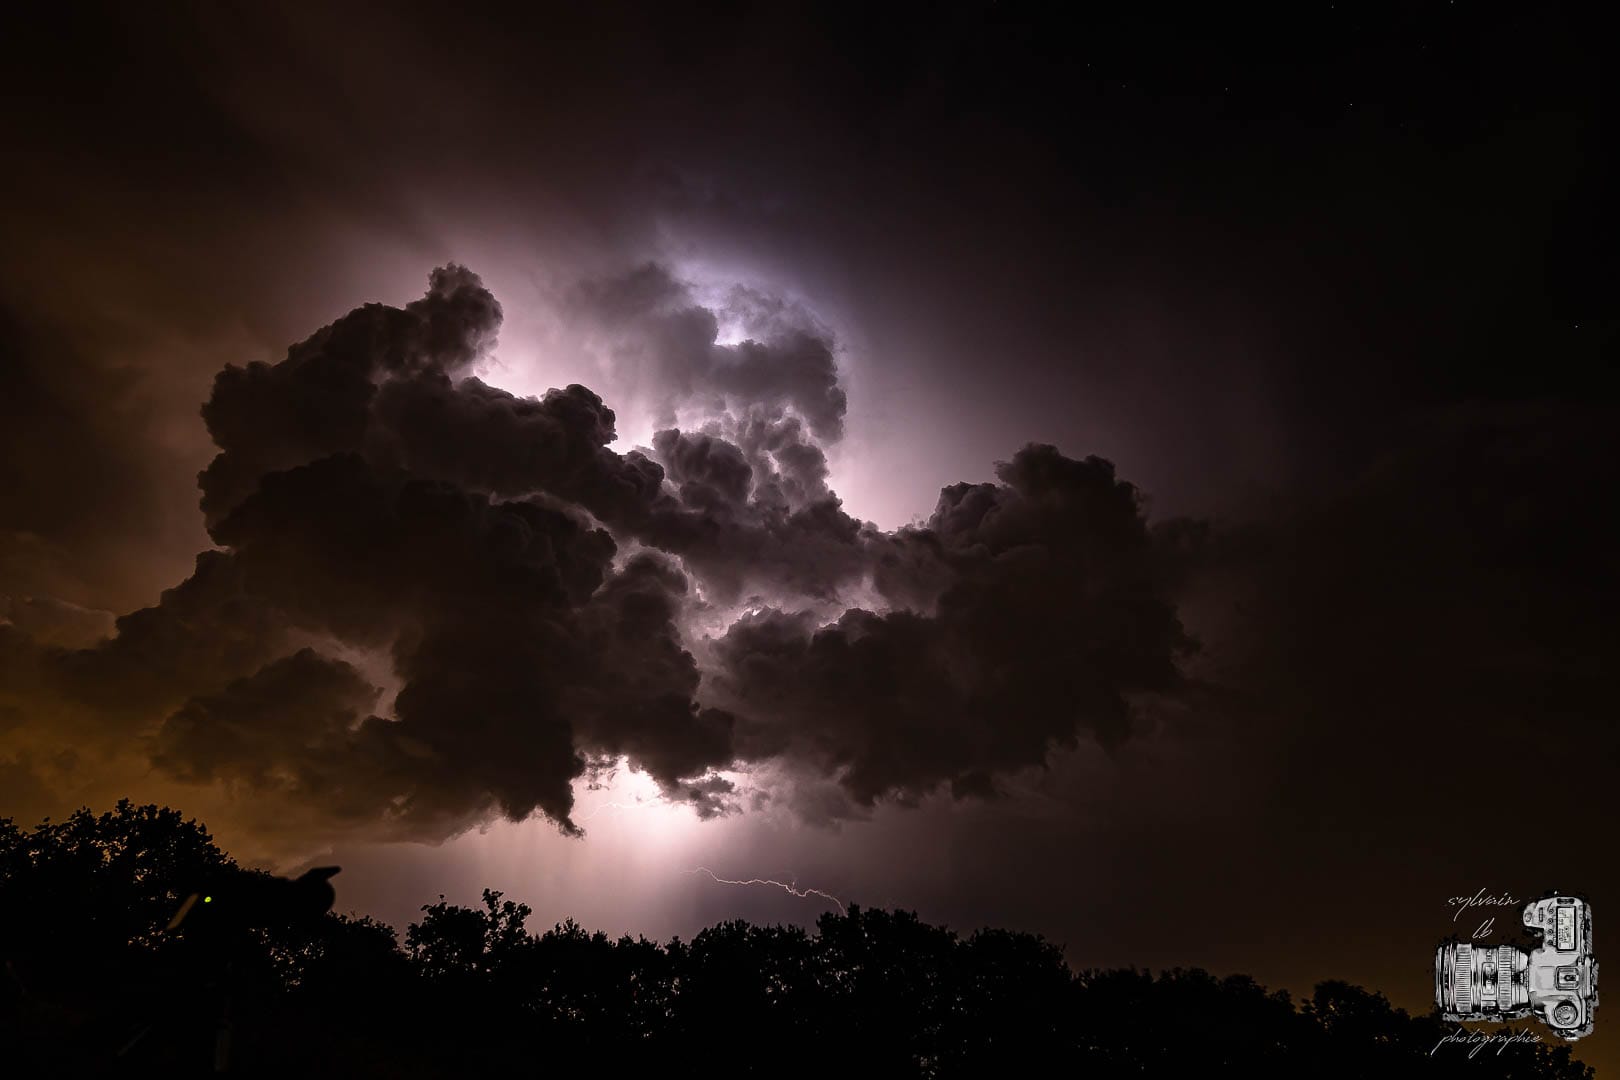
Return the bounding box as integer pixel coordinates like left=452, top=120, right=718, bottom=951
left=0, top=802, right=1594, bottom=1078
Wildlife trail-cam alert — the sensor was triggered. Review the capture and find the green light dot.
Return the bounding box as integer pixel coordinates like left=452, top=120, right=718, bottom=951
left=203, top=895, right=212, bottom=903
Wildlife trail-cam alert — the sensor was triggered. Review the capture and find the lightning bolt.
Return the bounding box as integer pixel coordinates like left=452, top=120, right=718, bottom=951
left=686, top=866, right=846, bottom=913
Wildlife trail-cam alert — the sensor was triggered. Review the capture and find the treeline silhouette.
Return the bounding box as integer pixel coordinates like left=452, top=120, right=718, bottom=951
left=0, top=801, right=1591, bottom=1078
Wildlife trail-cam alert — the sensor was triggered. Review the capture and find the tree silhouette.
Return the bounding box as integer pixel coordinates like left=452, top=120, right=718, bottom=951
left=0, top=803, right=1597, bottom=1078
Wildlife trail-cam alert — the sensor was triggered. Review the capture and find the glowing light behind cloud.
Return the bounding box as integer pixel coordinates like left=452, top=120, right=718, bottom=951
left=456, top=249, right=920, bottom=531
left=405, top=758, right=875, bottom=943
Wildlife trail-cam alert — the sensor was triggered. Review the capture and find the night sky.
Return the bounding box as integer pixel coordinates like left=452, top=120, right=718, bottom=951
left=2, top=2, right=1615, bottom=1071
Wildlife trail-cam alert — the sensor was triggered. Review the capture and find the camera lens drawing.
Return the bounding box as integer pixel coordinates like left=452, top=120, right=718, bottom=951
left=1435, top=893, right=1599, bottom=1040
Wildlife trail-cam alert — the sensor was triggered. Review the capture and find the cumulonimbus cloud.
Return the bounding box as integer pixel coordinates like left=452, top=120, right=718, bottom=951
left=0, top=267, right=1195, bottom=843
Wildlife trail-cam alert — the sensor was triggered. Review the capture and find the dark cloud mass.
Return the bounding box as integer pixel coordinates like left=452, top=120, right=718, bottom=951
left=198, top=266, right=505, bottom=526
left=0, top=267, right=1192, bottom=842
left=714, top=447, right=1192, bottom=811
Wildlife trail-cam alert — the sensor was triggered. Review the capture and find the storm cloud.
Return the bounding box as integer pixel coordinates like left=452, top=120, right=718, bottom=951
left=572, top=263, right=848, bottom=442
left=0, top=267, right=1194, bottom=842
left=713, top=445, right=1193, bottom=812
